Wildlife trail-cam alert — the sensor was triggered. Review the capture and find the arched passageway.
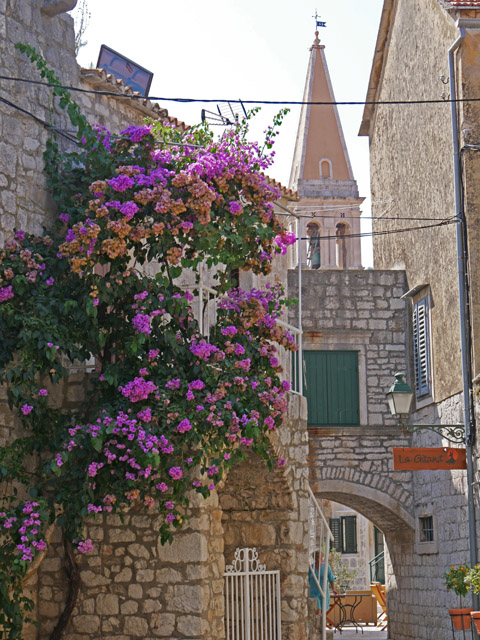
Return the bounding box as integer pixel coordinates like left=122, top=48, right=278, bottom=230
left=311, top=481, right=416, bottom=640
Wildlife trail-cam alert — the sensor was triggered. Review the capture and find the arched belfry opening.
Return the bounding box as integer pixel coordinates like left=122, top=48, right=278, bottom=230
left=336, top=222, right=350, bottom=269
left=307, top=221, right=321, bottom=269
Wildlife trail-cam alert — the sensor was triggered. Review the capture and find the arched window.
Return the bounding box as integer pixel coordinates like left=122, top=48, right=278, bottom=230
left=320, top=158, right=332, bottom=179
left=307, top=222, right=321, bottom=269
left=336, top=223, right=349, bottom=269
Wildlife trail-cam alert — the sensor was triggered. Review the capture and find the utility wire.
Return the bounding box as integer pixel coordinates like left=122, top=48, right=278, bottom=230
left=0, top=74, right=479, bottom=107
left=0, top=95, right=79, bottom=145
left=296, top=217, right=457, bottom=241
left=0, top=87, right=461, bottom=238
left=290, top=212, right=450, bottom=221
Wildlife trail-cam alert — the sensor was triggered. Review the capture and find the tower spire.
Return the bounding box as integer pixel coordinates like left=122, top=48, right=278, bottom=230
left=289, top=32, right=364, bottom=270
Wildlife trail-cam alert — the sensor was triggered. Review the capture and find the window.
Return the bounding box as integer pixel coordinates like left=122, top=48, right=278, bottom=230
left=320, top=159, right=332, bottom=178
left=417, top=512, right=438, bottom=554
left=413, top=297, right=431, bottom=398
left=329, top=516, right=357, bottom=554
left=304, top=351, right=359, bottom=426
left=419, top=516, right=434, bottom=543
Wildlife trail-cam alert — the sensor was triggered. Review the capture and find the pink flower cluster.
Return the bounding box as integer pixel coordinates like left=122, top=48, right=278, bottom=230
left=0, top=501, right=47, bottom=563
left=120, top=377, right=157, bottom=402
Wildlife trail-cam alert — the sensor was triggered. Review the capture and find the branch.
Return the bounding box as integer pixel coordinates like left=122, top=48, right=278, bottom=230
left=22, top=520, right=57, bottom=585
left=49, top=535, right=80, bottom=640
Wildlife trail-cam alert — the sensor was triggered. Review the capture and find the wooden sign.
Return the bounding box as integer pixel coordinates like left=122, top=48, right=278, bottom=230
left=393, top=447, right=467, bottom=470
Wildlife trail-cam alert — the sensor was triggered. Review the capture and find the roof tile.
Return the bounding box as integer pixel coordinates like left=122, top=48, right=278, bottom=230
left=444, top=0, right=480, bottom=6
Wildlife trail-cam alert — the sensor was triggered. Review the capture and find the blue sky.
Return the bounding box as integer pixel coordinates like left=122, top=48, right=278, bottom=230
left=75, top=0, right=384, bottom=265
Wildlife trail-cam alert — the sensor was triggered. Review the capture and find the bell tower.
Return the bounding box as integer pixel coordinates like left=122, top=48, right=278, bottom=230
left=289, top=30, right=364, bottom=269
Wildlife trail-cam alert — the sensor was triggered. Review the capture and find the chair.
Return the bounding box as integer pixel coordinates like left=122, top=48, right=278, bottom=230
left=370, top=582, right=388, bottom=630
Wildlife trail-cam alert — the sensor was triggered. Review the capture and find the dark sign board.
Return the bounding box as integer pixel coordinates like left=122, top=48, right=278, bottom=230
left=97, top=44, right=153, bottom=97
left=393, top=447, right=467, bottom=470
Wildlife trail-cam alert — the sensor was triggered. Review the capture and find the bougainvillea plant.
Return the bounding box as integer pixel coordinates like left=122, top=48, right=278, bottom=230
left=0, top=44, right=295, bottom=637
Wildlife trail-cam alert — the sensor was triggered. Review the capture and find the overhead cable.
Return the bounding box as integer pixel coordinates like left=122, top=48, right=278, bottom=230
left=1, top=74, right=480, bottom=107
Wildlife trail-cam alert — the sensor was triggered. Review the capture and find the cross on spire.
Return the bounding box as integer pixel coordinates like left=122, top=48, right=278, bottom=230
left=313, top=9, right=326, bottom=29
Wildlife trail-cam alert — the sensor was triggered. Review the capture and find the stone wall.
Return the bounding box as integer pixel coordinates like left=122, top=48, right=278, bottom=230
left=37, top=492, right=225, bottom=640
left=288, top=268, right=409, bottom=427
left=1, top=3, right=313, bottom=639
left=220, top=392, right=311, bottom=640
left=29, top=393, right=310, bottom=640
left=288, top=265, right=478, bottom=639
left=366, top=0, right=462, bottom=401
left=0, top=1, right=174, bottom=245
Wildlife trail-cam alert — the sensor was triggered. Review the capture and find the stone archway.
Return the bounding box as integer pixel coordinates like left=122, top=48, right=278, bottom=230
left=311, top=478, right=414, bottom=533
left=310, top=479, right=415, bottom=640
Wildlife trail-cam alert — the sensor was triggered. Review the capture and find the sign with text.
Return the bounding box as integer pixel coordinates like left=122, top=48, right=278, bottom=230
left=393, top=447, right=467, bottom=470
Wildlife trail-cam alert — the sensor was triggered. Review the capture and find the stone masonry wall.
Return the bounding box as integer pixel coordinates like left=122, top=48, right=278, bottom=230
left=37, top=492, right=225, bottom=640
left=0, top=1, right=174, bottom=247
left=220, top=392, right=311, bottom=640
left=367, top=0, right=462, bottom=401
left=391, top=391, right=472, bottom=640
left=288, top=268, right=409, bottom=427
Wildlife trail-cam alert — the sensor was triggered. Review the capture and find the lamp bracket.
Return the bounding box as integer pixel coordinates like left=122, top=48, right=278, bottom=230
left=403, top=423, right=465, bottom=444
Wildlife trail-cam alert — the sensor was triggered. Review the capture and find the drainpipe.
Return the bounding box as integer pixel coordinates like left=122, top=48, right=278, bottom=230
left=448, top=25, right=478, bottom=580
left=298, top=218, right=303, bottom=396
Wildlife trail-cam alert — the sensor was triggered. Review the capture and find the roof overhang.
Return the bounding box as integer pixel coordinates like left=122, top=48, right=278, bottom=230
left=358, top=0, right=480, bottom=138
left=358, top=0, right=396, bottom=138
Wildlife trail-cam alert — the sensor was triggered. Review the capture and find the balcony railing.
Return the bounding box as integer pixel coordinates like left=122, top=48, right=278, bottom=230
left=181, top=280, right=303, bottom=394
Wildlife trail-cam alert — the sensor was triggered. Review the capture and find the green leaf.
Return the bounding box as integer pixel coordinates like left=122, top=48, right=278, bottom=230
left=91, top=437, right=103, bottom=452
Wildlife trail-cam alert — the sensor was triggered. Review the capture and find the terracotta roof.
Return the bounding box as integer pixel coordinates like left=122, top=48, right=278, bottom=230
left=264, top=175, right=298, bottom=201
left=79, top=67, right=189, bottom=131
left=444, top=0, right=480, bottom=5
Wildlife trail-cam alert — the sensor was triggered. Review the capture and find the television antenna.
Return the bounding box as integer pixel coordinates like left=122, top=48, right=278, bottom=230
left=201, top=101, right=247, bottom=127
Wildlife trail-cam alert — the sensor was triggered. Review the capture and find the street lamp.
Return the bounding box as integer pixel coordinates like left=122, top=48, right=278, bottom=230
left=386, top=373, right=465, bottom=444
left=386, top=372, right=414, bottom=419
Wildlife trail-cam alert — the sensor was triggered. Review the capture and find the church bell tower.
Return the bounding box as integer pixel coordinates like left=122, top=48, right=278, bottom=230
left=289, top=29, right=364, bottom=269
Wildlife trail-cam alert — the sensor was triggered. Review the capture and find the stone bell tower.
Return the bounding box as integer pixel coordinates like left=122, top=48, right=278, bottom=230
left=289, top=30, right=364, bottom=269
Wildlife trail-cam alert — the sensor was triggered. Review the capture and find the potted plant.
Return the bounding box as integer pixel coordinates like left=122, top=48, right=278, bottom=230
left=443, top=565, right=472, bottom=630
left=329, top=548, right=359, bottom=592
left=465, top=565, right=480, bottom=632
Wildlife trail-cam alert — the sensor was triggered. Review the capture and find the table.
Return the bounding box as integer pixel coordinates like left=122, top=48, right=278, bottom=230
left=328, top=593, right=372, bottom=633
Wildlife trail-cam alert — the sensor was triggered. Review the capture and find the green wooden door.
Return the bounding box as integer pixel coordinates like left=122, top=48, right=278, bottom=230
left=304, top=350, right=359, bottom=426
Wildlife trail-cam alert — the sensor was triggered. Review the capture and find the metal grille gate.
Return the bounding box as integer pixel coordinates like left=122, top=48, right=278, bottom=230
left=224, top=547, right=281, bottom=640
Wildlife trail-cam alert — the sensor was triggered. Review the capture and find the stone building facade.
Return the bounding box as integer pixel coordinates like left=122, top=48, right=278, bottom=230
left=0, top=2, right=313, bottom=639
left=285, top=18, right=477, bottom=638
left=358, top=0, right=480, bottom=638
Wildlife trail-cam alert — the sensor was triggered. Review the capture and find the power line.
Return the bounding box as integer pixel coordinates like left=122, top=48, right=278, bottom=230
left=0, top=92, right=459, bottom=239
left=0, top=74, right=479, bottom=107
left=0, top=94, right=79, bottom=144
left=290, top=211, right=450, bottom=222
left=294, top=217, right=457, bottom=241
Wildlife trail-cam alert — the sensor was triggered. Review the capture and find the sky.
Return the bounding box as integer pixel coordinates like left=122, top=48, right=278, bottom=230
left=74, top=0, right=384, bottom=267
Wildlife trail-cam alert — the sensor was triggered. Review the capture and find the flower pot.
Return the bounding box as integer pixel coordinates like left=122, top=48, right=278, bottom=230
left=449, top=608, right=473, bottom=630
left=471, top=611, right=480, bottom=633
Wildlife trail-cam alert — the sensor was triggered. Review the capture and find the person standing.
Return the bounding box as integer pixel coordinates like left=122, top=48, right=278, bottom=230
left=309, top=552, right=338, bottom=614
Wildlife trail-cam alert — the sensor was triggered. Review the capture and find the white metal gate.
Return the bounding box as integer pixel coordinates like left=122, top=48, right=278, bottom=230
left=224, top=547, right=281, bottom=640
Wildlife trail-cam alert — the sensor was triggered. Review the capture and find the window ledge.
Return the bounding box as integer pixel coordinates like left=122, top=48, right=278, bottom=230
left=308, top=426, right=404, bottom=437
